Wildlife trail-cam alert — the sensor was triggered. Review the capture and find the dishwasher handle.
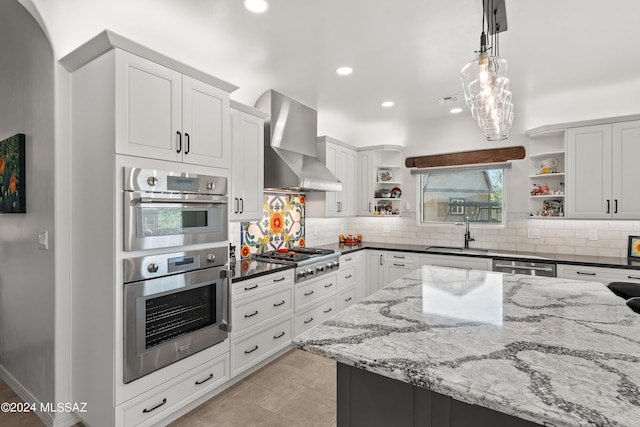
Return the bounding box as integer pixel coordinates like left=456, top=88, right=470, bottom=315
left=493, top=263, right=555, bottom=272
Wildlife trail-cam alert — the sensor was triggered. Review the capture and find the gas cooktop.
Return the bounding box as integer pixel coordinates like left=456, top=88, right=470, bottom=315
left=255, top=247, right=334, bottom=264
left=253, top=247, right=339, bottom=282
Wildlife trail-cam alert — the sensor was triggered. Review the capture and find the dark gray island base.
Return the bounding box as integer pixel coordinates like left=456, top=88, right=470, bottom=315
left=295, top=266, right=640, bottom=427
left=338, top=362, right=540, bottom=427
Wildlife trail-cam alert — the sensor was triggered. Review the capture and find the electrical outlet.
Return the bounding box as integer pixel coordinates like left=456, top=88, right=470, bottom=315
left=589, top=230, right=598, bottom=241
left=340, top=224, right=344, bottom=232
left=383, top=225, right=391, bottom=233
left=527, top=228, right=540, bottom=239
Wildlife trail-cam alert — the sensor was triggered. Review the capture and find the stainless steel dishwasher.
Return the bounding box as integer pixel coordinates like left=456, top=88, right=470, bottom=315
left=492, top=259, right=557, bottom=277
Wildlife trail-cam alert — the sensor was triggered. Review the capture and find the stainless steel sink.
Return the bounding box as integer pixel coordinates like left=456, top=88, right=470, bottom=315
left=424, top=246, right=489, bottom=254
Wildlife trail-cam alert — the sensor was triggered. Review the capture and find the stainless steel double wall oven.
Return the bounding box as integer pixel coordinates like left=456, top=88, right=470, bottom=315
left=122, top=167, right=230, bottom=383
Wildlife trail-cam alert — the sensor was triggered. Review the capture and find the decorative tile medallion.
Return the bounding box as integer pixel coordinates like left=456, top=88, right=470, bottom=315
left=240, top=193, right=305, bottom=259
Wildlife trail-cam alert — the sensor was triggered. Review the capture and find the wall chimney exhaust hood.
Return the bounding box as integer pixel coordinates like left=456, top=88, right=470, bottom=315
left=254, top=90, right=342, bottom=192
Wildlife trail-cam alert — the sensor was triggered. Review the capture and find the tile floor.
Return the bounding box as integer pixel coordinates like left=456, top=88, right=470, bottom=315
left=169, top=349, right=337, bottom=427
left=0, top=349, right=337, bottom=427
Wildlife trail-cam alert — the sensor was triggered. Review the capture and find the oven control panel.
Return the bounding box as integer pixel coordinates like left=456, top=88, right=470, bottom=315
left=123, top=246, right=228, bottom=283
left=123, top=167, right=227, bottom=195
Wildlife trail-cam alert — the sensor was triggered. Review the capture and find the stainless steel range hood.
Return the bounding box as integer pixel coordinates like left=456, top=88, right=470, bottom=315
left=254, top=90, right=342, bottom=192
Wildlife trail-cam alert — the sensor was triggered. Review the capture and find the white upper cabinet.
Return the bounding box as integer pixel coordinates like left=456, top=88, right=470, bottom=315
left=182, top=76, right=230, bottom=168
left=612, top=121, right=640, bottom=219
left=230, top=104, right=266, bottom=221
left=115, top=50, right=230, bottom=168
left=356, top=150, right=375, bottom=216
left=307, top=137, right=357, bottom=217
left=567, top=120, right=640, bottom=219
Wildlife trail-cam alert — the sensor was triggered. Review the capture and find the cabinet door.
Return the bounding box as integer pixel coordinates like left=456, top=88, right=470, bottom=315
left=230, top=109, right=264, bottom=221
left=354, top=252, right=365, bottom=301
left=357, top=151, right=375, bottom=216
left=342, top=148, right=357, bottom=215
left=383, top=253, right=416, bottom=285
left=612, top=121, right=640, bottom=219
left=325, top=144, right=339, bottom=215
left=115, top=50, right=182, bottom=161
left=566, top=124, right=612, bottom=219
left=182, top=75, right=230, bottom=168
left=365, top=250, right=384, bottom=296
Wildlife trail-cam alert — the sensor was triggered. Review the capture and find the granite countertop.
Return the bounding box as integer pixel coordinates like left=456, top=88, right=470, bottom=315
left=294, top=266, right=640, bottom=427
left=320, top=242, right=640, bottom=270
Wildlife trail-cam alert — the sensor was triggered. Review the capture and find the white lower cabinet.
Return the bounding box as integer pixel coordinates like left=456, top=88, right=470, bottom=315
left=119, top=353, right=229, bottom=427
left=418, top=254, right=492, bottom=271
left=557, top=264, right=640, bottom=284
left=365, top=250, right=385, bottom=296
left=231, top=270, right=294, bottom=301
left=230, top=315, right=293, bottom=377
left=295, top=296, right=338, bottom=336
left=338, top=252, right=365, bottom=301
left=365, top=250, right=494, bottom=297
left=295, top=273, right=338, bottom=312
left=232, top=286, right=293, bottom=332
left=294, top=272, right=338, bottom=336
left=338, top=287, right=357, bottom=312
left=383, top=252, right=417, bottom=284
left=230, top=270, right=294, bottom=377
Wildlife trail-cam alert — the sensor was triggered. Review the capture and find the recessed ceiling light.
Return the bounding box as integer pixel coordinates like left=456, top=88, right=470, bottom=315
left=243, top=0, right=268, bottom=13
left=336, top=66, right=353, bottom=76
left=450, top=107, right=463, bottom=114
left=381, top=101, right=394, bottom=108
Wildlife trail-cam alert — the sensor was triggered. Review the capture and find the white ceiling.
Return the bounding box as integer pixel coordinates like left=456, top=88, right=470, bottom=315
left=25, top=0, right=640, bottom=145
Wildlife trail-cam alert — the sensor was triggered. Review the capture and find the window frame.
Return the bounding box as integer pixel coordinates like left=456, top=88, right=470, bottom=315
left=413, top=163, right=509, bottom=228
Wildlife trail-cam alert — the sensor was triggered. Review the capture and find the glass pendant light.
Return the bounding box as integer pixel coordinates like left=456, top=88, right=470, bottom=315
left=461, top=1, right=513, bottom=141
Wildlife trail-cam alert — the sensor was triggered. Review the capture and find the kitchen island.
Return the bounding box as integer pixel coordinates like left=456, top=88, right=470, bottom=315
left=293, top=266, right=640, bottom=427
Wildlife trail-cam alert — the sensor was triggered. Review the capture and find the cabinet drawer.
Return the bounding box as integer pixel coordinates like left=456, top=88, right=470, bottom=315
left=384, top=252, right=416, bottom=263
left=123, top=354, right=228, bottom=427
left=418, top=254, right=492, bottom=271
left=232, top=286, right=293, bottom=333
left=232, top=270, right=294, bottom=300
left=295, top=273, right=337, bottom=310
left=340, top=253, right=358, bottom=265
left=295, top=296, right=337, bottom=336
left=231, top=317, right=292, bottom=377
left=338, top=265, right=357, bottom=289
left=337, top=287, right=356, bottom=312
left=557, top=265, right=640, bottom=284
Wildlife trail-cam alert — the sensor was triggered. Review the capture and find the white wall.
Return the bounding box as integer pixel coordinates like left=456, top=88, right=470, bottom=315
left=0, top=0, right=55, bottom=409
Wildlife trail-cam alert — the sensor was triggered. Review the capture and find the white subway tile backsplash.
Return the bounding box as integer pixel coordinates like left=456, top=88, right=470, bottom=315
left=300, top=215, right=631, bottom=259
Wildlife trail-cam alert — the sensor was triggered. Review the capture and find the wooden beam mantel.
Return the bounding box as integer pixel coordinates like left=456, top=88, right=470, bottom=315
left=405, top=146, right=526, bottom=169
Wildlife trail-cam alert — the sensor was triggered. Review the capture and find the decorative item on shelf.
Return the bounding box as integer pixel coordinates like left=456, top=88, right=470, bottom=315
left=390, top=187, right=402, bottom=198
left=628, top=236, right=640, bottom=260
left=533, top=157, right=559, bottom=174
left=339, top=233, right=362, bottom=245
left=460, top=0, right=513, bottom=141
left=542, top=199, right=564, bottom=217
left=376, top=202, right=398, bottom=215
left=377, top=169, right=393, bottom=182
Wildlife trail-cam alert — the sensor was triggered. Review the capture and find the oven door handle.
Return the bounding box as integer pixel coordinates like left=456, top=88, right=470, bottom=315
left=132, top=195, right=228, bottom=205
left=220, top=269, right=232, bottom=333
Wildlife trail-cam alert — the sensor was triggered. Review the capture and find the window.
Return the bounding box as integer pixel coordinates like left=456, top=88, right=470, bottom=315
left=415, top=165, right=506, bottom=225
